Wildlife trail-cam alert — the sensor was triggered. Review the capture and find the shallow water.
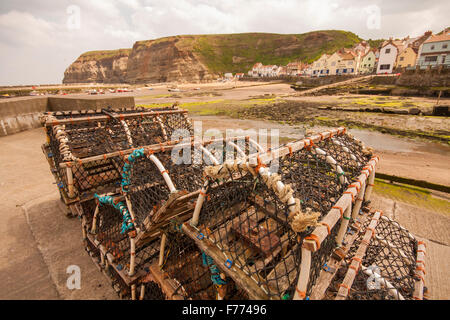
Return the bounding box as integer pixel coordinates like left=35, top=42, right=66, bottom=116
left=192, top=115, right=450, bottom=156
left=349, top=129, right=450, bottom=156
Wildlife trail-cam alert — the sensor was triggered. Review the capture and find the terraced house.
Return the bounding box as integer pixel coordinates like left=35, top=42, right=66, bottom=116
left=311, top=54, right=330, bottom=76
left=359, top=49, right=378, bottom=74
left=377, top=39, right=405, bottom=74
left=396, top=46, right=419, bottom=69
left=326, top=49, right=358, bottom=75
left=417, top=30, right=450, bottom=68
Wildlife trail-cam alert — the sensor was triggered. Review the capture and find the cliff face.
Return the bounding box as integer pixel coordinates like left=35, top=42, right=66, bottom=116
left=62, top=49, right=130, bottom=84
left=125, top=37, right=215, bottom=83
left=63, top=31, right=362, bottom=84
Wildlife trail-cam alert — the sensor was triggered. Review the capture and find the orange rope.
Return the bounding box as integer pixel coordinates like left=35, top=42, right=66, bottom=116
left=418, top=241, right=427, bottom=248
left=416, top=266, right=426, bottom=275
left=320, top=222, right=331, bottom=235
left=344, top=191, right=354, bottom=202
left=339, top=283, right=350, bottom=294
left=288, top=145, right=293, bottom=157
left=332, top=206, right=344, bottom=218
left=295, top=288, right=306, bottom=299
left=255, top=156, right=266, bottom=173
left=305, top=234, right=320, bottom=250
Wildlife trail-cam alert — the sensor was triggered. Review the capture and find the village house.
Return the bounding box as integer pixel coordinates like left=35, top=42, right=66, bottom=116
left=327, top=50, right=358, bottom=75
left=235, top=73, right=244, bottom=78
left=260, top=65, right=278, bottom=77
left=377, top=39, right=405, bottom=74
left=276, top=66, right=287, bottom=76
left=416, top=29, right=450, bottom=68
left=286, top=62, right=303, bottom=76
left=303, top=65, right=312, bottom=76
left=311, top=54, right=330, bottom=76
left=352, top=41, right=371, bottom=56
left=248, top=62, right=263, bottom=77
left=224, top=73, right=234, bottom=80
left=396, top=46, right=419, bottom=69
left=358, top=49, right=378, bottom=74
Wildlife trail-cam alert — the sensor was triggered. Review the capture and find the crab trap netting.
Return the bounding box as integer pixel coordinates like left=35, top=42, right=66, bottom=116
left=126, top=137, right=262, bottom=235
left=159, top=222, right=249, bottom=300
left=41, top=107, right=192, bottom=204
left=276, top=133, right=372, bottom=296
left=85, top=194, right=162, bottom=298
left=188, top=131, right=374, bottom=299
left=323, top=213, right=419, bottom=300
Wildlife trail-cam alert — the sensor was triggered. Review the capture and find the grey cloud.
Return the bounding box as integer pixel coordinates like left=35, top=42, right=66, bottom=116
left=0, top=0, right=448, bottom=85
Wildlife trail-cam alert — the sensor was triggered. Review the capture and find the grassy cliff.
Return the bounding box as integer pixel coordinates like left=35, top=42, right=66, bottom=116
left=76, top=49, right=132, bottom=61
left=135, top=30, right=363, bottom=74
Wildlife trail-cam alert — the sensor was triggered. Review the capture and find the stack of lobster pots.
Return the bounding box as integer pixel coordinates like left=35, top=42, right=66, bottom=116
left=41, top=107, right=426, bottom=300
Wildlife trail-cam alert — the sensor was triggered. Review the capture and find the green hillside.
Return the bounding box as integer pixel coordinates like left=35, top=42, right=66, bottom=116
left=175, top=30, right=362, bottom=74
left=77, top=48, right=131, bottom=61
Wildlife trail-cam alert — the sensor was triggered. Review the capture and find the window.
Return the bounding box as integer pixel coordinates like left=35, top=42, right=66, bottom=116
left=442, top=55, right=446, bottom=64
left=385, top=48, right=391, bottom=54
left=443, top=44, right=448, bottom=49
left=425, top=56, right=438, bottom=62
left=431, top=45, right=435, bottom=50
left=399, top=57, right=404, bottom=61
left=380, top=64, right=390, bottom=70
left=368, top=57, right=371, bottom=61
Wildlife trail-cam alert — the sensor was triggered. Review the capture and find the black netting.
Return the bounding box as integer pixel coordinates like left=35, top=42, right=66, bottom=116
left=43, top=107, right=192, bottom=204
left=161, top=225, right=217, bottom=300
left=277, top=146, right=346, bottom=224
left=324, top=213, right=418, bottom=300
left=142, top=281, right=167, bottom=300
left=196, top=167, right=302, bottom=300
left=128, top=148, right=205, bottom=229
left=191, top=133, right=375, bottom=300
left=307, top=219, right=342, bottom=296
left=128, top=138, right=256, bottom=231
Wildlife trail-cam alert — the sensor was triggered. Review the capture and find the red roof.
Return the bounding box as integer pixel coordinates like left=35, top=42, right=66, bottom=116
left=424, top=33, right=450, bottom=44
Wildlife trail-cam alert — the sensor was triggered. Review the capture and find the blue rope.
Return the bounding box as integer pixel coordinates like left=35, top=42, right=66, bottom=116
left=202, top=251, right=227, bottom=286
left=94, top=193, right=134, bottom=234
left=121, top=148, right=145, bottom=193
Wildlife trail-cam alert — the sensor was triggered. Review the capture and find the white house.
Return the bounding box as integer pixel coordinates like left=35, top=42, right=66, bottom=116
left=311, top=54, right=330, bottom=76
left=248, top=62, right=263, bottom=77
left=261, top=65, right=278, bottom=77
left=377, top=39, right=404, bottom=74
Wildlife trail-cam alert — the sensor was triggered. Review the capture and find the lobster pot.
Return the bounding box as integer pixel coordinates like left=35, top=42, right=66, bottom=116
left=154, top=224, right=249, bottom=300
left=277, top=134, right=371, bottom=221
left=128, top=147, right=205, bottom=231
left=85, top=195, right=161, bottom=299
left=274, top=132, right=374, bottom=296
left=184, top=128, right=379, bottom=300
left=160, top=226, right=217, bottom=300
left=192, top=167, right=304, bottom=300
left=324, top=213, right=420, bottom=300
left=127, top=137, right=263, bottom=245
left=40, top=107, right=192, bottom=214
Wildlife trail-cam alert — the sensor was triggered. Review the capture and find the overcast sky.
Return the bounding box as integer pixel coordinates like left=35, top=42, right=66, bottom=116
left=0, top=0, right=448, bottom=86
